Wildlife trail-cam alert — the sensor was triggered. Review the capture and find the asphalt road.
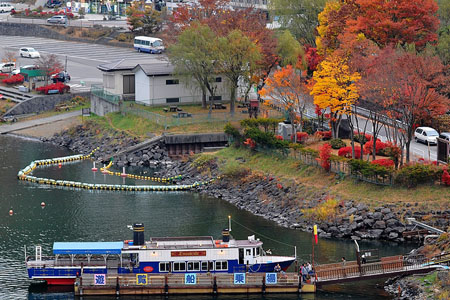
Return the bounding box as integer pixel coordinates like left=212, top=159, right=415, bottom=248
left=0, top=35, right=165, bottom=92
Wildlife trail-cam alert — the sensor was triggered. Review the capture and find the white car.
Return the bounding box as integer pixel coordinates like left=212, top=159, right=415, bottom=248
left=0, top=62, right=16, bottom=73
left=414, top=127, right=439, bottom=145
left=19, top=47, right=40, bottom=58
left=0, top=3, right=14, bottom=13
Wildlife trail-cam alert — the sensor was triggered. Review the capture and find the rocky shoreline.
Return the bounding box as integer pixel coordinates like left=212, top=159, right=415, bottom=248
left=43, top=125, right=450, bottom=245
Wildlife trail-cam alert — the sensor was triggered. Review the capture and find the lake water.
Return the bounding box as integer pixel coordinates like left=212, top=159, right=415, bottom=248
left=0, top=134, right=417, bottom=299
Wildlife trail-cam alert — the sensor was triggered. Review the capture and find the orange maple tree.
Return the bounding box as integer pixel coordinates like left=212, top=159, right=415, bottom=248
left=259, top=65, right=310, bottom=139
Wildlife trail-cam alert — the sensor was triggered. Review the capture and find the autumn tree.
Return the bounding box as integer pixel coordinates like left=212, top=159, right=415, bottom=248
left=310, top=54, right=361, bottom=139
left=216, top=30, right=262, bottom=114
left=277, top=30, right=304, bottom=68
left=346, top=0, right=440, bottom=49
left=259, top=65, right=310, bottom=139
left=269, top=0, right=327, bottom=45
left=37, top=54, right=63, bottom=85
left=2, top=51, right=17, bottom=64
left=360, top=48, right=450, bottom=162
left=126, top=1, right=162, bottom=34
left=168, top=23, right=219, bottom=110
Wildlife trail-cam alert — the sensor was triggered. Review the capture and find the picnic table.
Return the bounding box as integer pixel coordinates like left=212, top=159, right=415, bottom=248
left=213, top=103, right=226, bottom=109
left=169, top=106, right=182, bottom=112
left=55, top=104, right=75, bottom=112
left=172, top=112, right=192, bottom=118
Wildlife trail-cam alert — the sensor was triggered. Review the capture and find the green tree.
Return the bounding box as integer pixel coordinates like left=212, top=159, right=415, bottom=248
left=269, top=0, right=327, bottom=45
left=276, top=30, right=304, bottom=67
left=437, top=26, right=450, bottom=65
left=216, top=30, right=262, bottom=114
left=126, top=1, right=162, bottom=35
left=168, top=23, right=219, bottom=110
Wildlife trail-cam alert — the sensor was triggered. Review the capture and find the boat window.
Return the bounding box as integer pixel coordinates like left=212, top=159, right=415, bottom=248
left=209, top=261, right=214, bottom=271
left=215, top=261, right=228, bottom=271
left=256, top=247, right=260, bottom=256
left=159, top=262, right=170, bottom=272
left=246, top=249, right=251, bottom=256
left=173, top=262, right=186, bottom=272
left=187, top=261, right=200, bottom=271
left=201, top=261, right=209, bottom=271
left=252, top=248, right=255, bottom=256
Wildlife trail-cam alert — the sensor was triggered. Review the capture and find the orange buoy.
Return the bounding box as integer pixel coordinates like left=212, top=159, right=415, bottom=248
left=92, top=162, right=98, bottom=172
left=41, top=202, right=46, bottom=207
left=9, top=209, right=13, bottom=216
left=120, top=167, right=127, bottom=178
left=58, top=163, right=62, bottom=168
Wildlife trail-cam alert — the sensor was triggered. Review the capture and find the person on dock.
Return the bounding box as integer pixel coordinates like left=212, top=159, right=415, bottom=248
left=274, top=264, right=281, bottom=273
left=301, top=264, right=308, bottom=282
left=341, top=257, right=346, bottom=266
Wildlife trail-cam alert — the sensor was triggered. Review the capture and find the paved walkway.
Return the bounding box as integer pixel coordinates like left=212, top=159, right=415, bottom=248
left=0, top=110, right=80, bottom=134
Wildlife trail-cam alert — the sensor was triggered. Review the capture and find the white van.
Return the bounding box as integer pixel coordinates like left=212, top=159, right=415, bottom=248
left=134, top=36, right=164, bottom=54
left=0, top=3, right=14, bottom=13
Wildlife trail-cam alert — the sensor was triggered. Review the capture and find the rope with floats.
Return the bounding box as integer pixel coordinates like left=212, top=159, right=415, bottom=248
left=17, top=149, right=219, bottom=192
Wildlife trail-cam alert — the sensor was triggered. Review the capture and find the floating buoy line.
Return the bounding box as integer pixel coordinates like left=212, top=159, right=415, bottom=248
left=17, top=148, right=218, bottom=192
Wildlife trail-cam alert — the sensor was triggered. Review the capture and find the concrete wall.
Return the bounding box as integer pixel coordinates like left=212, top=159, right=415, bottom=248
left=134, top=69, right=231, bottom=105
left=4, top=92, right=90, bottom=116
left=164, top=133, right=228, bottom=155
left=0, top=23, right=132, bottom=48
left=90, top=93, right=120, bottom=116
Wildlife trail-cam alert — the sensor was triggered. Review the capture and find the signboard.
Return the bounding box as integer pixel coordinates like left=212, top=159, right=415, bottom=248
left=234, top=273, right=246, bottom=285
left=437, top=137, right=449, bottom=164
left=94, top=274, right=106, bottom=285
left=171, top=251, right=206, bottom=257
left=82, top=108, right=91, bottom=117
left=184, top=273, right=197, bottom=285
left=136, top=274, right=148, bottom=285
left=265, top=273, right=277, bottom=284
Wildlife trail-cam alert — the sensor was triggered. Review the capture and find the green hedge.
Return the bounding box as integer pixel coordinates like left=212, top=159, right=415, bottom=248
left=395, top=164, right=443, bottom=187
left=348, top=159, right=392, bottom=179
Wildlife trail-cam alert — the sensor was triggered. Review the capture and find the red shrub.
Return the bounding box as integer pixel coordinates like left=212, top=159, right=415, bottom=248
left=35, top=82, right=70, bottom=94
left=316, top=131, right=332, bottom=140
left=243, top=138, right=256, bottom=149
left=291, top=132, right=309, bottom=143
left=2, top=74, right=24, bottom=84
left=363, top=140, right=388, bottom=155
left=371, top=159, right=394, bottom=168
left=338, top=146, right=362, bottom=159
left=275, top=135, right=283, bottom=140
left=0, top=73, right=9, bottom=77
left=353, top=131, right=373, bottom=141
left=318, top=143, right=332, bottom=171
left=442, top=170, right=450, bottom=186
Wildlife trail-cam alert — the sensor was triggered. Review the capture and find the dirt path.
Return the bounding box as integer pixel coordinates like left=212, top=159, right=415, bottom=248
left=13, top=116, right=82, bottom=138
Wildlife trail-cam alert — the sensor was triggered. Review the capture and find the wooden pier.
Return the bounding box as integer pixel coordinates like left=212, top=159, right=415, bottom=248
left=73, top=253, right=450, bottom=295
left=74, top=273, right=314, bottom=296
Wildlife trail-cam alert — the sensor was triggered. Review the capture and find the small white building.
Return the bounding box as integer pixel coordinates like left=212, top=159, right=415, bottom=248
left=133, top=62, right=230, bottom=106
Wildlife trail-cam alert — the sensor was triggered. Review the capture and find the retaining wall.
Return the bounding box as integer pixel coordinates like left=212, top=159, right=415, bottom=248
left=5, top=92, right=90, bottom=116
left=0, top=23, right=132, bottom=48
left=90, top=93, right=121, bottom=116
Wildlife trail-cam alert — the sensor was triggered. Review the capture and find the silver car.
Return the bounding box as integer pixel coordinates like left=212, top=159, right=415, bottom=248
left=47, top=15, right=67, bottom=24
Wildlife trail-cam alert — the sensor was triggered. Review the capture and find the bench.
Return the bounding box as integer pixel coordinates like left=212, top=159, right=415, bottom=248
left=163, top=108, right=169, bottom=113
left=213, top=103, right=226, bottom=109
left=172, top=112, right=192, bottom=118
left=169, top=106, right=178, bottom=112
left=55, top=104, right=75, bottom=112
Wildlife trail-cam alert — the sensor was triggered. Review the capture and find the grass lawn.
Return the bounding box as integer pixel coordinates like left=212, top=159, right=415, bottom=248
left=211, top=147, right=450, bottom=211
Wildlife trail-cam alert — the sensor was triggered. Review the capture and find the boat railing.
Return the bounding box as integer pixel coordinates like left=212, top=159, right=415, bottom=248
left=26, top=256, right=130, bottom=268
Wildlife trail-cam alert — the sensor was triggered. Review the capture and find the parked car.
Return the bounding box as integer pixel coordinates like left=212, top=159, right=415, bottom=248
left=47, top=15, right=67, bottom=24
left=11, top=64, right=40, bottom=75
left=0, top=62, right=16, bottom=73
left=51, top=71, right=70, bottom=83
left=0, top=3, right=14, bottom=13
left=439, top=132, right=450, bottom=142
left=19, top=47, right=40, bottom=58
left=45, top=0, right=62, bottom=8
left=414, top=127, right=439, bottom=145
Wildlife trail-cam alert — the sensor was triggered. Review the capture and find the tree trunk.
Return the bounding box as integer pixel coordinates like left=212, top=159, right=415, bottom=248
left=405, top=140, right=411, bottom=163
left=201, top=89, right=207, bottom=109
left=230, top=84, right=236, bottom=115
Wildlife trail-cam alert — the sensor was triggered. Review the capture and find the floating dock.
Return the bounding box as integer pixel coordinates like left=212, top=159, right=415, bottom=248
left=74, top=273, right=316, bottom=295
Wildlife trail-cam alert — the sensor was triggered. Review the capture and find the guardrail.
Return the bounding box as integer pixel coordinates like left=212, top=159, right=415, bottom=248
left=90, top=85, right=120, bottom=104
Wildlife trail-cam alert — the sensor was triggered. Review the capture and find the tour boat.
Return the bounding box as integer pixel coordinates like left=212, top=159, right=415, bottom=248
left=26, top=223, right=296, bottom=285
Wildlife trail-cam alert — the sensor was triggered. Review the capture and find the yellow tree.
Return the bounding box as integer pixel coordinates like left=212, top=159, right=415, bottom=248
left=259, top=65, right=310, bottom=141
left=310, top=54, right=360, bottom=139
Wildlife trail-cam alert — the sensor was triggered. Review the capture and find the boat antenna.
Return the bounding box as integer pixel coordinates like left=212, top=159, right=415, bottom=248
left=228, top=215, right=232, bottom=232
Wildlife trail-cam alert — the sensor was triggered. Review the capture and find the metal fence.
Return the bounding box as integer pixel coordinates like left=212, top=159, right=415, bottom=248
left=91, top=85, right=120, bottom=104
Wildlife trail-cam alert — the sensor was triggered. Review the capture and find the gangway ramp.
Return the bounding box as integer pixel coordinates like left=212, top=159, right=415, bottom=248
left=315, top=253, right=449, bottom=287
